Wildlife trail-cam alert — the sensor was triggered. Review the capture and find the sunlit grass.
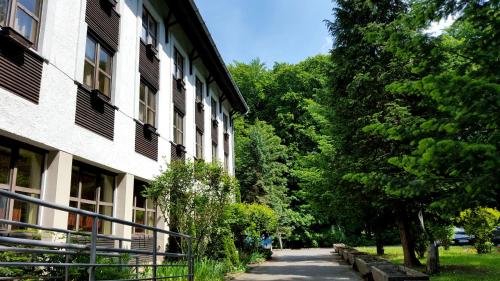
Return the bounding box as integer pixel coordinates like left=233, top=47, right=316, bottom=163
left=356, top=246, right=500, bottom=281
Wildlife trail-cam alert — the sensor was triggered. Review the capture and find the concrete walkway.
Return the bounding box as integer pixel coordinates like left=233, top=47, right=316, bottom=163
left=232, top=248, right=362, bottom=281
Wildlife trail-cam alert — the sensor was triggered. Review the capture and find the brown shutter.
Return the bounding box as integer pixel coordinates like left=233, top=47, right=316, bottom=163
left=139, top=42, right=160, bottom=90
left=135, top=121, right=158, bottom=161
left=224, top=134, right=229, bottom=154
left=211, top=122, right=218, bottom=145
left=195, top=104, right=204, bottom=132
left=75, top=86, right=115, bottom=140
left=85, top=0, right=120, bottom=51
left=172, top=77, right=186, bottom=115
left=0, top=44, right=43, bottom=104
left=171, top=142, right=185, bottom=161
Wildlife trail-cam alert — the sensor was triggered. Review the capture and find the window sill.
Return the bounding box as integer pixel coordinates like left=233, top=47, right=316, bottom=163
left=0, top=26, right=33, bottom=49
left=196, top=100, right=204, bottom=110
left=77, top=83, right=118, bottom=110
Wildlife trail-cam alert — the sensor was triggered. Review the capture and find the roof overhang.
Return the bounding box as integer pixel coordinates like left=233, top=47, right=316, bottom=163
left=166, top=0, right=249, bottom=115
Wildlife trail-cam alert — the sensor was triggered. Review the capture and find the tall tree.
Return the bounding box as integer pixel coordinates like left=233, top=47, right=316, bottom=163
left=322, top=0, right=425, bottom=265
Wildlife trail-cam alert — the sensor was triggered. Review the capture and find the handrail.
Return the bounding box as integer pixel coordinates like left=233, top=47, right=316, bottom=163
left=0, top=189, right=195, bottom=281
left=0, top=189, right=190, bottom=238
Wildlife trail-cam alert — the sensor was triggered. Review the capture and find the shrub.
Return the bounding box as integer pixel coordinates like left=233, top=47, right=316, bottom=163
left=458, top=207, right=500, bottom=254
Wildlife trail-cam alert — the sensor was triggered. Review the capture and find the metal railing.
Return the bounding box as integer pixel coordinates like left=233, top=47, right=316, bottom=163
left=0, top=189, right=194, bottom=281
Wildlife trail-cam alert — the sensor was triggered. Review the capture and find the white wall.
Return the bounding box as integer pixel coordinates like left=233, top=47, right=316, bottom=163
left=0, top=0, right=237, bottom=180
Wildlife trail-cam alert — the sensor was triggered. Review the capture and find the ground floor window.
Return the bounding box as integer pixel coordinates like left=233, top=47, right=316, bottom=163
left=132, top=180, right=155, bottom=234
left=0, top=140, right=44, bottom=231
left=0, top=138, right=44, bottom=230
left=68, top=163, right=114, bottom=234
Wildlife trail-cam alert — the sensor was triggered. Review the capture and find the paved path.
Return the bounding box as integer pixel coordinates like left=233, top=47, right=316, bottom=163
left=233, top=248, right=362, bottom=281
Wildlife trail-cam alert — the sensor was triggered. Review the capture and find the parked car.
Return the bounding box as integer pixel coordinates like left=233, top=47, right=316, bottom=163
left=452, top=227, right=473, bottom=245
left=492, top=226, right=500, bottom=246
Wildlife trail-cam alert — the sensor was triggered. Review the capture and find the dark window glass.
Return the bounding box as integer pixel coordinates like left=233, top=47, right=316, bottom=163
left=211, top=98, right=217, bottom=120
left=0, top=145, right=11, bottom=185
left=174, top=49, right=184, bottom=81
left=140, top=7, right=157, bottom=46
left=196, top=77, right=203, bottom=102
left=0, top=142, right=43, bottom=230
left=16, top=149, right=42, bottom=189
left=223, top=114, right=228, bottom=133
left=133, top=180, right=155, bottom=234
left=68, top=164, right=114, bottom=234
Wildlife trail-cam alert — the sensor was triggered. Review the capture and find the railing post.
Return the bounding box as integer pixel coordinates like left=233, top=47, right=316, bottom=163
left=135, top=256, right=140, bottom=279
left=88, top=216, right=98, bottom=281
left=65, top=232, right=71, bottom=281
left=152, top=230, right=157, bottom=280
left=188, top=237, right=194, bottom=281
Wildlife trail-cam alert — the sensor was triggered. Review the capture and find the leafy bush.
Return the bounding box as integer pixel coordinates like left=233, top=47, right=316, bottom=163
left=225, top=203, right=277, bottom=252
left=458, top=208, right=500, bottom=254
left=156, top=259, right=228, bottom=281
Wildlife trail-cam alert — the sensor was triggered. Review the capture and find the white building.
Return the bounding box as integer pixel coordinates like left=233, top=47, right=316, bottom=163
left=0, top=0, right=248, bottom=250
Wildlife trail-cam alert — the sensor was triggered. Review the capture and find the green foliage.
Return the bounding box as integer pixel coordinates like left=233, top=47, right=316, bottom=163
left=225, top=203, right=277, bottom=252
left=155, top=259, right=229, bottom=281
left=143, top=160, right=238, bottom=257
left=457, top=208, right=500, bottom=254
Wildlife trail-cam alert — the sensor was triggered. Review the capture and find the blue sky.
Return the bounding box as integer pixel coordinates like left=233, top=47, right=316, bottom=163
left=194, top=0, right=334, bottom=67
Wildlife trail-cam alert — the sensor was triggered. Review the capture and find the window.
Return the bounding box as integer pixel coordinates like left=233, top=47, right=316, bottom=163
left=139, top=81, right=156, bottom=127
left=68, top=164, right=114, bottom=235
left=0, top=142, right=43, bottom=230
left=174, top=48, right=184, bottom=81
left=195, top=77, right=203, bottom=102
left=196, top=130, right=203, bottom=159
left=132, top=180, right=156, bottom=234
left=173, top=110, right=184, bottom=145
left=211, top=98, right=217, bottom=120
left=223, top=114, right=228, bottom=134
left=0, top=0, right=43, bottom=45
left=224, top=153, right=229, bottom=171
left=83, top=35, right=113, bottom=98
left=140, top=7, right=157, bottom=46
left=211, top=142, right=217, bottom=163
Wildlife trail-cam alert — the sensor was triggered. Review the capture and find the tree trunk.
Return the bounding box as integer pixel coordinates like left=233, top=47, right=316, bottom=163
left=374, top=229, right=384, bottom=255
left=426, top=242, right=440, bottom=274
left=278, top=233, right=283, bottom=250
left=397, top=210, right=422, bottom=267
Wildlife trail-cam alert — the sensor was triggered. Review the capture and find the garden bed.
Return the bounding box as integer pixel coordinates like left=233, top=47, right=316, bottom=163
left=371, top=264, right=429, bottom=281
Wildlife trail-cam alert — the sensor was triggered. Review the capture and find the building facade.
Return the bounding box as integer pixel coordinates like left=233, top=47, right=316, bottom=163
left=0, top=0, right=248, bottom=250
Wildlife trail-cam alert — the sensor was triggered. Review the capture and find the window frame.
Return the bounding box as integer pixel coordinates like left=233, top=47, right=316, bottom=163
left=211, top=98, right=217, bottom=120
left=211, top=142, right=217, bottom=163
left=174, top=48, right=184, bottom=81
left=196, top=129, right=203, bottom=159
left=83, top=34, right=113, bottom=98
left=139, top=81, right=157, bottom=127
left=132, top=180, right=156, bottom=235
left=195, top=77, right=203, bottom=103
left=1, top=0, right=43, bottom=47
left=67, top=163, right=115, bottom=235
left=140, top=6, right=158, bottom=47
left=223, top=114, right=229, bottom=134
left=224, top=152, right=229, bottom=171
left=173, top=109, right=184, bottom=146
left=0, top=139, right=44, bottom=231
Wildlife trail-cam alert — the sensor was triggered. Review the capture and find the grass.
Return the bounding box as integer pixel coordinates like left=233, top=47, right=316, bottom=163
left=356, top=245, right=500, bottom=281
